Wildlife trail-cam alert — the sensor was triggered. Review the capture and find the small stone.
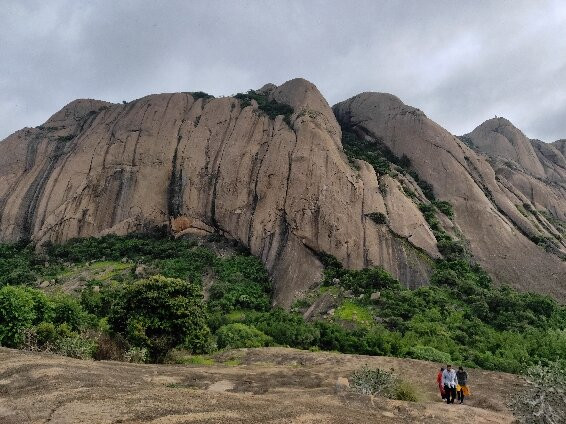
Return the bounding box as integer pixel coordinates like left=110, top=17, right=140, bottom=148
left=370, top=291, right=381, bottom=302
left=93, top=285, right=100, bottom=293
left=327, top=308, right=335, bottom=316
left=121, top=257, right=128, bottom=263
left=39, top=280, right=50, bottom=288
left=335, top=377, right=350, bottom=393
left=332, top=278, right=340, bottom=285
left=344, top=290, right=354, bottom=298
left=135, top=264, right=147, bottom=278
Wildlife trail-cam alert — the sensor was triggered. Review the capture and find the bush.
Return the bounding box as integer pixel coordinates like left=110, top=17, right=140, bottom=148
left=245, top=309, right=320, bottom=349
left=208, top=255, right=271, bottom=313
left=108, top=275, right=213, bottom=361
left=35, top=322, right=57, bottom=347
left=55, top=334, right=97, bottom=359
left=215, top=323, right=272, bottom=349
left=235, top=90, right=294, bottom=123
left=433, top=200, right=454, bottom=218
left=0, top=286, right=36, bottom=347
left=366, top=212, right=387, bottom=225
left=124, top=347, right=149, bottom=363
left=437, top=239, right=466, bottom=260
left=407, top=345, right=451, bottom=363
left=350, top=365, right=418, bottom=402
left=51, top=294, right=88, bottom=331
left=393, top=380, right=420, bottom=402
left=349, top=365, right=396, bottom=396
left=189, top=91, right=214, bottom=100
left=512, top=362, right=566, bottom=423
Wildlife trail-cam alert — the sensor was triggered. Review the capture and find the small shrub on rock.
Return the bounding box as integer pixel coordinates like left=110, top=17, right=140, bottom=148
left=349, top=365, right=418, bottom=402
left=215, top=323, right=272, bottom=349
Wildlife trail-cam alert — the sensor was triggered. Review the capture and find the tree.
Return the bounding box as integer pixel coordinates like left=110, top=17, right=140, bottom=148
left=0, top=286, right=35, bottom=347
left=108, top=275, right=212, bottom=361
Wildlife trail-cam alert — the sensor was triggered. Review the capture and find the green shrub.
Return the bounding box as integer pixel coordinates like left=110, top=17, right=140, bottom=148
left=235, top=90, right=294, bottom=123
left=350, top=365, right=396, bottom=396
left=433, top=200, right=454, bottom=218
left=393, top=380, right=419, bottom=402
left=216, top=323, right=272, bottom=349
left=108, top=275, right=213, bottom=361
left=55, top=334, right=97, bottom=359
left=245, top=309, right=320, bottom=349
left=366, top=212, right=387, bottom=225
left=333, top=267, right=401, bottom=296
left=35, top=322, right=57, bottom=347
left=124, top=347, right=149, bottom=363
left=437, top=239, right=466, bottom=260
left=189, top=91, right=214, bottom=100
left=0, top=286, right=36, bottom=347
left=208, top=255, right=271, bottom=313
left=51, top=294, right=88, bottom=331
left=407, top=345, right=451, bottom=363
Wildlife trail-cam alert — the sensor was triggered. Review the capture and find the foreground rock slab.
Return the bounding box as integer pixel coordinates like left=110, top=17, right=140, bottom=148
left=0, top=347, right=523, bottom=424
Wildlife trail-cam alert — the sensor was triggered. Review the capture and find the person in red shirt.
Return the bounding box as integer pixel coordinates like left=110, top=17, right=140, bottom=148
left=436, top=367, right=446, bottom=401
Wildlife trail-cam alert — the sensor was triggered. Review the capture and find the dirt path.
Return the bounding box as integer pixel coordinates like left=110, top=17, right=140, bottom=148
left=0, top=347, right=524, bottom=423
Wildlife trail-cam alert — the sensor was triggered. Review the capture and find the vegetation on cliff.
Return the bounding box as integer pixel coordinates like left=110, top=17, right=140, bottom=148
left=1, top=234, right=565, bottom=376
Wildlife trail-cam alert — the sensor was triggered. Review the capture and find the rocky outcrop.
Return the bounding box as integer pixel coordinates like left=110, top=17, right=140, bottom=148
left=0, top=79, right=434, bottom=306
left=333, top=93, right=566, bottom=300
left=1, top=80, right=564, bottom=304
left=464, top=119, right=566, bottom=250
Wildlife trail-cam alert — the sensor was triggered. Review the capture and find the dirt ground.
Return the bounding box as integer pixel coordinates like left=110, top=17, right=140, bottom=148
left=0, top=347, right=524, bottom=423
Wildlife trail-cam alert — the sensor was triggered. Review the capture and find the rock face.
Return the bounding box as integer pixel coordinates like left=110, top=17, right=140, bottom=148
left=0, top=80, right=564, bottom=304
left=333, top=93, right=566, bottom=300
left=0, top=79, right=434, bottom=306
left=465, top=119, right=566, bottom=254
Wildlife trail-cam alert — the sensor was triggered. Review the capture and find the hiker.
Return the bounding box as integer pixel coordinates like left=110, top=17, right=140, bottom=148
left=456, top=366, right=469, bottom=404
left=442, top=364, right=457, bottom=404
left=436, top=367, right=446, bottom=400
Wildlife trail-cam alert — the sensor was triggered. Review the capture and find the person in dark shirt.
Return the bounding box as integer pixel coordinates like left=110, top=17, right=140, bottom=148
left=456, top=366, right=469, bottom=404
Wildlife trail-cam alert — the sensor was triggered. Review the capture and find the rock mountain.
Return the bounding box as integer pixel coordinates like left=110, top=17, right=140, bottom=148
left=0, top=78, right=564, bottom=305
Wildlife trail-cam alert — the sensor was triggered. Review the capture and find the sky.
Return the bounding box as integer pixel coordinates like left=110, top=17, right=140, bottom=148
left=1, top=0, right=566, bottom=142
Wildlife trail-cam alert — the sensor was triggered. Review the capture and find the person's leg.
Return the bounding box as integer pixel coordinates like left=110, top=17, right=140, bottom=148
left=457, top=389, right=462, bottom=402
left=460, top=388, right=465, bottom=404
left=450, top=387, right=457, bottom=403
left=444, top=385, right=450, bottom=402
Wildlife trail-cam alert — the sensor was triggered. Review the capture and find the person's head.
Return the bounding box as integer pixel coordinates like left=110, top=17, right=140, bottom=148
left=440, top=367, right=445, bottom=371
left=459, top=366, right=464, bottom=371
left=447, top=364, right=452, bottom=371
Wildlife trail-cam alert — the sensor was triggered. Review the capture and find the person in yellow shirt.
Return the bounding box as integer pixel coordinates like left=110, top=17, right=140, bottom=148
left=456, top=366, right=469, bottom=404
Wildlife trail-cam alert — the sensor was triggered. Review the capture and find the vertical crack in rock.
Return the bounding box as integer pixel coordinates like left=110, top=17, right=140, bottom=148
left=168, top=95, right=192, bottom=218
left=36, top=110, right=102, bottom=234
left=209, top=102, right=239, bottom=233
left=246, top=116, right=271, bottom=247
left=20, top=138, right=69, bottom=240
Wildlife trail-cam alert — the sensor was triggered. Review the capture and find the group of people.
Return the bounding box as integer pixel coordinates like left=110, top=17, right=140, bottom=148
left=436, top=365, right=469, bottom=404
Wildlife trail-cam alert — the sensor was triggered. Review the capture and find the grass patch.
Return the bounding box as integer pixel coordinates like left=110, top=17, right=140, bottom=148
left=335, top=301, right=373, bottom=326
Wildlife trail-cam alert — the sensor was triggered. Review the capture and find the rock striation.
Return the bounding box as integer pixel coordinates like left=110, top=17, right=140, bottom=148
left=1, top=79, right=565, bottom=304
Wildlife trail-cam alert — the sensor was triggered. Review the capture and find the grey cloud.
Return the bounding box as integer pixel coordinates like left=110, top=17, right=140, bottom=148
left=1, top=0, right=565, bottom=141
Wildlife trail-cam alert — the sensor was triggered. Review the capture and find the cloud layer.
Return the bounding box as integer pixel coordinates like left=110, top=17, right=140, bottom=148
left=1, top=0, right=565, bottom=141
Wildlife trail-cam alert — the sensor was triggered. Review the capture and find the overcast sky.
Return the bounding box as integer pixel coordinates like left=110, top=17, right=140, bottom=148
left=1, top=0, right=565, bottom=142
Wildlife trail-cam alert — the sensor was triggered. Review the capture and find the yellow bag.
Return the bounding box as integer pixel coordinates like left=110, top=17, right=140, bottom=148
left=462, top=385, right=471, bottom=396
left=456, top=384, right=461, bottom=392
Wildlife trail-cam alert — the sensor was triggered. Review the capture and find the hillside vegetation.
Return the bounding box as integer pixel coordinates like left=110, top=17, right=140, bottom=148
left=0, top=234, right=565, bottom=375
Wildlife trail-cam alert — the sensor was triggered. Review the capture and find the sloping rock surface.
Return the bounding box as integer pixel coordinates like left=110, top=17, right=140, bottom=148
left=333, top=93, right=566, bottom=300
